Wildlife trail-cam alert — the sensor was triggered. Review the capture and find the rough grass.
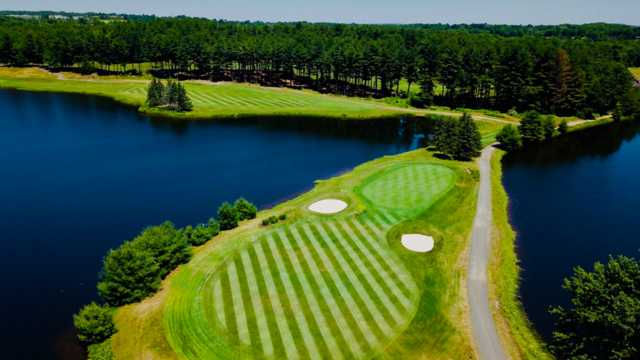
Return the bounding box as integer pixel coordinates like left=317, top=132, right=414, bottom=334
left=488, top=150, right=553, bottom=360
left=111, top=149, right=479, bottom=360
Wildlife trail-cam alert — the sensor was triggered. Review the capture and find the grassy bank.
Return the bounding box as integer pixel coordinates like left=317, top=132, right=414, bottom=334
left=110, top=149, right=479, bottom=359
left=0, top=67, right=423, bottom=120
left=488, top=150, right=553, bottom=360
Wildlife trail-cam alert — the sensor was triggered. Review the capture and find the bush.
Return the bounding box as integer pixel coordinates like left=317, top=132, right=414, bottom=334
left=234, top=198, right=257, bottom=220
left=278, top=214, right=287, bottom=221
left=97, top=241, right=161, bottom=306
left=262, top=216, right=279, bottom=226
left=218, top=202, right=239, bottom=230
left=73, top=303, right=116, bottom=345
left=558, top=120, right=569, bottom=135
left=541, top=116, right=556, bottom=140
left=495, top=125, right=522, bottom=151
left=87, top=338, right=113, bottom=360
left=131, top=221, right=191, bottom=278
left=97, top=221, right=191, bottom=306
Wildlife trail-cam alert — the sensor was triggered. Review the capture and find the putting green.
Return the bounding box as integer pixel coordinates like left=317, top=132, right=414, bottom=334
left=357, top=163, right=456, bottom=217
left=163, top=162, right=459, bottom=359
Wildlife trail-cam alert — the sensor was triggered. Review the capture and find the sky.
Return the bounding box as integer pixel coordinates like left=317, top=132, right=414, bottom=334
left=2, top=0, right=640, bottom=25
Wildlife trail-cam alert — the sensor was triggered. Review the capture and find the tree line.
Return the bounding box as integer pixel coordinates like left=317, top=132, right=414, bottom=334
left=1, top=16, right=639, bottom=116
left=73, top=198, right=259, bottom=348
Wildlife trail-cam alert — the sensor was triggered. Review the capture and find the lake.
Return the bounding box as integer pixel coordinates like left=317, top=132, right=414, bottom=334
left=0, top=90, right=424, bottom=359
left=502, top=120, right=640, bottom=341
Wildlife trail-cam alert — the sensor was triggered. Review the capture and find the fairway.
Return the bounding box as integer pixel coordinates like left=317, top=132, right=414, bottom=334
left=162, top=161, right=460, bottom=360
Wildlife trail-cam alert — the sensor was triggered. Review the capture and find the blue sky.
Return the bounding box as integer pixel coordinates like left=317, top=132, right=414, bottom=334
left=3, top=0, right=640, bottom=25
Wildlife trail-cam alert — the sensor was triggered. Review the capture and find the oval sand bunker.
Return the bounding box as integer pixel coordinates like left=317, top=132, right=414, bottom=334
left=308, top=199, right=348, bottom=214
left=401, top=234, right=435, bottom=253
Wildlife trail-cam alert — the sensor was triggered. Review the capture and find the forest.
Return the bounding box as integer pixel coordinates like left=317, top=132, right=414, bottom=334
left=1, top=14, right=639, bottom=117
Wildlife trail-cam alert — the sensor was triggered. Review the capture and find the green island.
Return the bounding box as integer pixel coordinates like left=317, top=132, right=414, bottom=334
left=2, top=12, right=640, bottom=360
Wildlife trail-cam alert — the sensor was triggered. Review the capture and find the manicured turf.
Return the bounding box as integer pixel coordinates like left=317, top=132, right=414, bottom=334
left=357, top=164, right=456, bottom=217
left=163, top=161, right=459, bottom=360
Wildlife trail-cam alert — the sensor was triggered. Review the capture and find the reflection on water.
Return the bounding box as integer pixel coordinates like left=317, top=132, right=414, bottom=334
left=0, top=89, right=432, bottom=359
left=502, top=120, right=640, bottom=341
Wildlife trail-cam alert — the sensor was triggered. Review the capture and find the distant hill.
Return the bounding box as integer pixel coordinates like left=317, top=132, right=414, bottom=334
left=0, top=10, right=155, bottom=21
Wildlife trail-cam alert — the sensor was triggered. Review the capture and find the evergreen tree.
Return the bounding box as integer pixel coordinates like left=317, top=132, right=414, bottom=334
left=432, top=118, right=458, bottom=157
left=166, top=80, right=179, bottom=110
left=519, top=111, right=546, bottom=143
left=613, top=101, right=623, bottom=122
left=496, top=125, right=522, bottom=151
left=130, top=221, right=191, bottom=279
left=146, top=78, right=165, bottom=107
left=176, top=82, right=193, bottom=112
left=454, top=113, right=482, bottom=159
left=541, top=116, right=556, bottom=140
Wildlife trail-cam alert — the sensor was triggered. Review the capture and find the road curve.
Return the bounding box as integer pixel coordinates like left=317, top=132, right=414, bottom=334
left=467, top=146, right=509, bottom=360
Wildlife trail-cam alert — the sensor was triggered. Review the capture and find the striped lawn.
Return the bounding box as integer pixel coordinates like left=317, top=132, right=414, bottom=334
left=204, top=217, right=419, bottom=359
left=358, top=164, right=456, bottom=216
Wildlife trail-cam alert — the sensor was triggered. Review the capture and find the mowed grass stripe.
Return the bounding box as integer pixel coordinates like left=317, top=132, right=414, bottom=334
left=335, top=220, right=412, bottom=315
left=240, top=250, right=275, bottom=356
left=265, top=233, right=322, bottom=360
left=253, top=242, right=300, bottom=360
left=276, top=229, right=344, bottom=360
left=290, top=226, right=365, bottom=358
left=317, top=222, right=395, bottom=337
left=353, top=218, right=416, bottom=293
left=213, top=277, right=227, bottom=329
left=302, top=223, right=382, bottom=349
left=227, top=260, right=251, bottom=345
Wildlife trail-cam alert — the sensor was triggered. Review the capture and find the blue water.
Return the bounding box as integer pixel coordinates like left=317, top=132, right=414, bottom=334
left=0, top=90, right=420, bottom=359
left=502, top=121, right=640, bottom=342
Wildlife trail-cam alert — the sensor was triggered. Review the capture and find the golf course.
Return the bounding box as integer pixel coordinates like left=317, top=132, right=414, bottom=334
left=111, top=150, right=480, bottom=359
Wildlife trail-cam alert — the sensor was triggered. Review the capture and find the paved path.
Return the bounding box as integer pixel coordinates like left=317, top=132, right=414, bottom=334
left=467, top=146, right=509, bottom=360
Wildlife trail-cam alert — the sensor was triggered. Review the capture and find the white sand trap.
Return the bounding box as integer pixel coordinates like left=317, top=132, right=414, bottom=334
left=308, top=199, right=348, bottom=214
left=401, top=234, right=435, bottom=253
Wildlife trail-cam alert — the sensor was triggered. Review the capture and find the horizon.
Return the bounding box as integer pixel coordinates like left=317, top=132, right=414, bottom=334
left=2, top=0, right=640, bottom=26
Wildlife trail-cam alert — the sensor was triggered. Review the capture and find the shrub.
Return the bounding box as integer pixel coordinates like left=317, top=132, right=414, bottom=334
left=131, top=221, right=191, bottom=279
left=207, top=218, right=220, bottom=236
left=218, top=202, right=239, bottom=230
left=262, top=216, right=279, bottom=226
left=73, top=303, right=116, bottom=345
left=97, top=241, right=161, bottom=306
left=558, top=120, right=569, bottom=135
left=87, top=338, right=113, bottom=360
left=278, top=214, right=287, bottom=221
left=541, top=116, right=556, bottom=140
left=495, top=125, right=522, bottom=151
left=187, top=224, right=211, bottom=246
left=234, top=198, right=257, bottom=220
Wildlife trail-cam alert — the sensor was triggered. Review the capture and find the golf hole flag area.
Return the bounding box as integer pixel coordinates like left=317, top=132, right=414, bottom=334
left=164, top=162, right=457, bottom=359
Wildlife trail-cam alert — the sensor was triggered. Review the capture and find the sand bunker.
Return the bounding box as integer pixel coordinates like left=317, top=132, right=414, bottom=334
left=308, top=199, right=348, bottom=214
left=401, top=234, right=434, bottom=253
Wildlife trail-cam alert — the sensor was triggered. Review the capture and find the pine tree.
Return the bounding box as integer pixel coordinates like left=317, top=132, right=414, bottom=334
left=166, top=80, right=179, bottom=110
left=454, top=113, right=482, bottom=159
left=519, top=111, right=546, bottom=143
left=496, top=124, right=522, bottom=151
left=432, top=118, right=457, bottom=157
left=176, top=82, right=193, bottom=112
left=146, top=78, right=165, bottom=107
left=613, top=101, right=623, bottom=122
